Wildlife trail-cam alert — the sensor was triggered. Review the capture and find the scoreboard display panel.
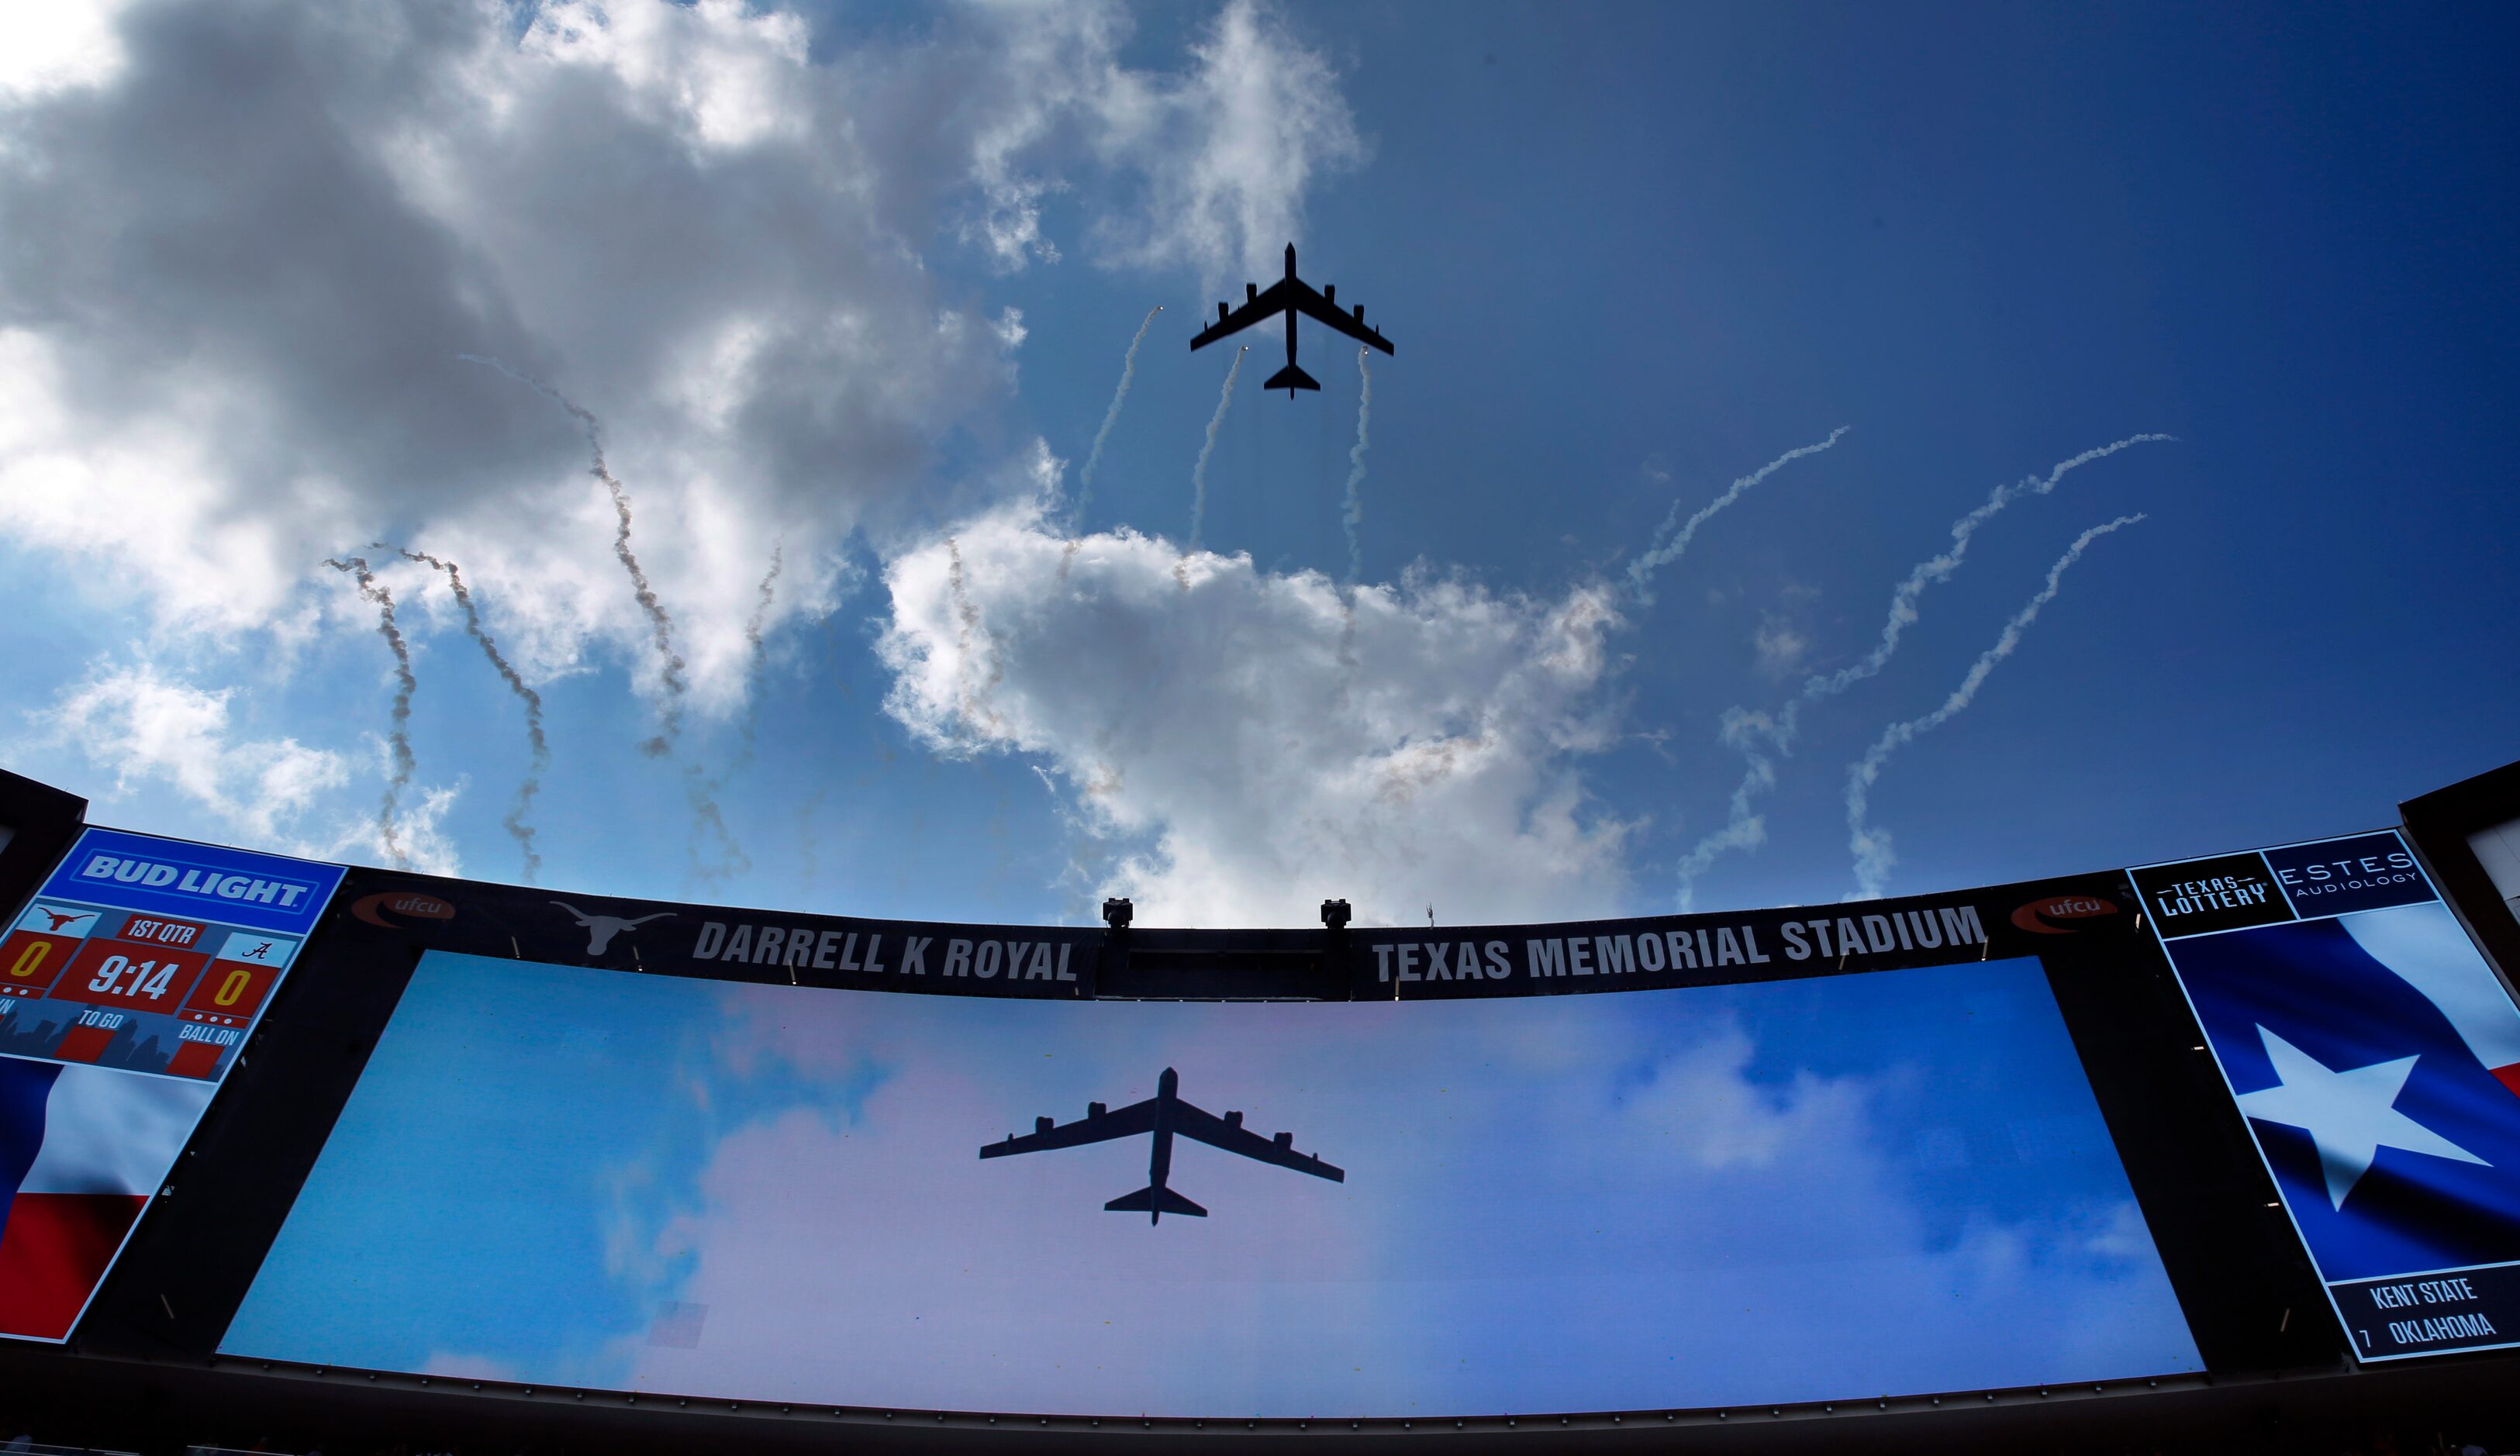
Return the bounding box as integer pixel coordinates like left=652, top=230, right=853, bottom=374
left=0, top=829, right=342, bottom=1342
left=219, top=945, right=2207, bottom=1417
left=2139, top=830, right=2520, bottom=1362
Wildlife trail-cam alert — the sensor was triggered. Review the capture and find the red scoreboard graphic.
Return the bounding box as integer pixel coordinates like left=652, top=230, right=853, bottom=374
left=0, top=915, right=301, bottom=1081
left=1, top=829, right=344, bottom=1344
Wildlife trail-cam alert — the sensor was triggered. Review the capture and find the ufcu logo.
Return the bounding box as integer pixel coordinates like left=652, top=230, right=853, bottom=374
left=351, top=892, right=457, bottom=928
left=2010, top=894, right=2121, bottom=934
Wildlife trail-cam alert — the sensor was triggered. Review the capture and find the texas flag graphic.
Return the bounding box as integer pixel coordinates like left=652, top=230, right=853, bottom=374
left=2170, top=900, right=2520, bottom=1283
left=0, top=1056, right=212, bottom=1340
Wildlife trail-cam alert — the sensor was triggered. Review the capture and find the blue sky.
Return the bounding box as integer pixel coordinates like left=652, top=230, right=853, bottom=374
left=223, top=949, right=2201, bottom=1413
left=1, top=2, right=2514, bottom=926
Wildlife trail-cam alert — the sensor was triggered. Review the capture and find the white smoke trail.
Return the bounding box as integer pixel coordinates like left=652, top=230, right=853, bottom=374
left=1186, top=346, right=1248, bottom=559
left=1667, top=706, right=1783, bottom=909
left=1843, top=513, right=2146, bottom=900
left=1076, top=306, right=1161, bottom=525
left=1059, top=307, right=1163, bottom=583
left=460, top=354, right=688, bottom=755
left=324, top=556, right=416, bottom=869
left=385, top=545, right=547, bottom=882
left=1342, top=346, right=1374, bottom=591
left=1625, top=427, right=1849, bottom=604
left=1809, top=433, right=2172, bottom=700
left=1327, top=347, right=1379, bottom=672
left=1673, top=433, right=2173, bottom=909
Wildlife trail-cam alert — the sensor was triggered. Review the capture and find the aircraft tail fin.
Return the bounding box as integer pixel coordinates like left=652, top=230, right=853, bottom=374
left=1262, top=363, right=1320, bottom=395
left=1106, top=1185, right=1206, bottom=1220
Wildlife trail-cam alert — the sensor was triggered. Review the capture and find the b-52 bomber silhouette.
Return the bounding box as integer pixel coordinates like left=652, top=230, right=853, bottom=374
left=1191, top=243, right=1393, bottom=396
left=981, top=1067, right=1344, bottom=1223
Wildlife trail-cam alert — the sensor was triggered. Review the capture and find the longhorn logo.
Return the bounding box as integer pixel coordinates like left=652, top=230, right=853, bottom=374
left=552, top=901, right=675, bottom=956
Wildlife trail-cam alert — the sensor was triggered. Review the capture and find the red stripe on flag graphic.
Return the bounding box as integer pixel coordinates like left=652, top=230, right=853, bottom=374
left=0, top=1061, right=214, bottom=1340
left=0, top=1192, right=147, bottom=1339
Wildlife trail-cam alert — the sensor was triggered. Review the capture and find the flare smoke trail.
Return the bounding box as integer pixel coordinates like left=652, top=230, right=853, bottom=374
left=1810, top=433, right=2173, bottom=700
left=385, top=546, right=548, bottom=881
left=1626, top=427, right=1849, bottom=604
left=324, top=556, right=417, bottom=869
left=1666, top=706, right=1784, bottom=910
left=1343, top=346, right=1374, bottom=591
left=1186, top=346, right=1248, bottom=560
left=459, top=354, right=689, bottom=755
left=682, top=768, right=748, bottom=885
left=1058, top=306, right=1162, bottom=583
left=1672, top=433, right=2174, bottom=909
left=730, top=538, right=785, bottom=768
left=1843, top=513, right=2147, bottom=900
left=685, top=540, right=785, bottom=885
left=1078, top=307, right=1161, bottom=524
left=1329, top=346, right=1378, bottom=672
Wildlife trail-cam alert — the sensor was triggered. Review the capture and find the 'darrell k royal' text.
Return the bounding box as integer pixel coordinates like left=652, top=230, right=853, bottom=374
left=689, top=921, right=1075, bottom=982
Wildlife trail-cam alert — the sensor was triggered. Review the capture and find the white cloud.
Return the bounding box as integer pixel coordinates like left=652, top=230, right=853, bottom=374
left=520, top=0, right=813, bottom=154
left=1752, top=612, right=1810, bottom=681
left=876, top=500, right=1633, bottom=926
left=0, top=0, right=1358, bottom=728
left=32, top=662, right=348, bottom=844
left=0, top=0, right=135, bottom=102
left=1086, top=0, right=1366, bottom=285
left=329, top=779, right=468, bottom=878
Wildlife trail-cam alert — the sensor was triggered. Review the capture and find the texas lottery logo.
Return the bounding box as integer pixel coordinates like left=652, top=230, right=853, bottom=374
left=2133, top=853, right=2294, bottom=939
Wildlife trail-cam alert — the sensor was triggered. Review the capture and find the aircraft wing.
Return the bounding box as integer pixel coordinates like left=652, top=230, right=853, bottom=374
left=980, top=1096, right=1158, bottom=1158
left=1286, top=278, right=1394, bottom=355
left=1169, top=1101, right=1345, bottom=1182
left=1189, top=280, right=1290, bottom=350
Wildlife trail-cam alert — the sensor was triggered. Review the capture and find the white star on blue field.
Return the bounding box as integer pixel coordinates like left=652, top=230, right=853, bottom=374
left=2239, top=1027, right=2487, bottom=1209
left=1, top=2, right=2514, bottom=925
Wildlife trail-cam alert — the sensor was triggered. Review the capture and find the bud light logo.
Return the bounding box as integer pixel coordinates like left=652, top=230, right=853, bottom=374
left=36, top=828, right=344, bottom=937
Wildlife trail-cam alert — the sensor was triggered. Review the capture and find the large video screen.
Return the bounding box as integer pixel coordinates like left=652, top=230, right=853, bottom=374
left=220, top=949, right=2202, bottom=1416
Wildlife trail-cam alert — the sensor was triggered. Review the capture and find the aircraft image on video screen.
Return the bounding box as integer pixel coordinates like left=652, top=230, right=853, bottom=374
left=982, top=1066, right=1345, bottom=1223
left=223, top=950, right=2202, bottom=1416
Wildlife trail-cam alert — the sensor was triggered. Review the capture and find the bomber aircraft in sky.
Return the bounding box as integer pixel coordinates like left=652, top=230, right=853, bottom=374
left=980, top=1066, right=1345, bottom=1223
left=1191, top=243, right=1393, bottom=396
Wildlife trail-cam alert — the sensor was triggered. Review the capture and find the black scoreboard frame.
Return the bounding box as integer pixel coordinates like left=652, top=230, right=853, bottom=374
left=0, top=768, right=2511, bottom=1451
